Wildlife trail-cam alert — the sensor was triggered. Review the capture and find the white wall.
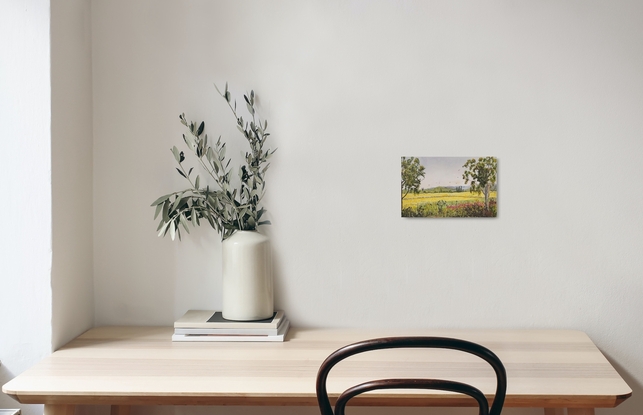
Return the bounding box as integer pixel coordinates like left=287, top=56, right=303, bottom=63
left=0, top=2, right=52, bottom=415
left=90, top=1, right=643, bottom=414
left=1, top=1, right=94, bottom=414
left=51, top=0, right=94, bottom=351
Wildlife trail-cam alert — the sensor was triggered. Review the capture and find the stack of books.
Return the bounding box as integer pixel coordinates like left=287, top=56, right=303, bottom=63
left=172, top=310, right=289, bottom=342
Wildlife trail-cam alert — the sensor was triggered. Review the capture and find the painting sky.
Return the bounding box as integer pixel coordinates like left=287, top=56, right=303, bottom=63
left=418, top=157, right=471, bottom=189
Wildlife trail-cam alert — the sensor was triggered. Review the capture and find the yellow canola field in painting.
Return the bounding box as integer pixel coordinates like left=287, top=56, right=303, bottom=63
left=402, top=191, right=498, bottom=210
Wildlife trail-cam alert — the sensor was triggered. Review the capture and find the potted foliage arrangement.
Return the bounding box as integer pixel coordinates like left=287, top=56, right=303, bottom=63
left=151, top=83, right=276, bottom=321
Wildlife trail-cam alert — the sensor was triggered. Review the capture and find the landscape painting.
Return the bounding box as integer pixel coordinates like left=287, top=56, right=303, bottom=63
left=401, top=156, right=498, bottom=218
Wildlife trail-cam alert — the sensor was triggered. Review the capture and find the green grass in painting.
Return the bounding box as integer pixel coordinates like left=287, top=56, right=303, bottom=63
left=402, top=191, right=497, bottom=218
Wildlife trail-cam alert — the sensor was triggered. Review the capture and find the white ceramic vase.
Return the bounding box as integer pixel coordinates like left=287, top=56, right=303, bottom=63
left=222, top=230, right=274, bottom=321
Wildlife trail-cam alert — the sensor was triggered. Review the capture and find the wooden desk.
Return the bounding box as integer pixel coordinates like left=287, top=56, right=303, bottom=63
left=2, top=327, right=631, bottom=415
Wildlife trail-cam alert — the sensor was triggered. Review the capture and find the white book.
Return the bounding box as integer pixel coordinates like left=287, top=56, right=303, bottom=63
left=174, top=310, right=286, bottom=329
left=172, top=319, right=290, bottom=342
left=174, top=317, right=287, bottom=336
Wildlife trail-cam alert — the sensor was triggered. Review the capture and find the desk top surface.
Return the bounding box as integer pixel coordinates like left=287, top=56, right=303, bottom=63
left=2, top=327, right=632, bottom=408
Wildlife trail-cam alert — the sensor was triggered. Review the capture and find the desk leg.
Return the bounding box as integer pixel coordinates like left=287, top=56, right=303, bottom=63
left=44, top=405, right=75, bottom=415
left=568, top=409, right=595, bottom=415
left=544, top=409, right=565, bottom=415
left=110, top=406, right=131, bottom=415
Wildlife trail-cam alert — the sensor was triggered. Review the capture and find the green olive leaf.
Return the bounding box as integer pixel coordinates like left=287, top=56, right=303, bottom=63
left=152, top=83, right=276, bottom=241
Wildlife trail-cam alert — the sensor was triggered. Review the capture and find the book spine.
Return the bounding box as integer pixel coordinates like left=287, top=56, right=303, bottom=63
left=172, top=321, right=289, bottom=342
left=171, top=334, right=285, bottom=342
left=174, top=327, right=281, bottom=336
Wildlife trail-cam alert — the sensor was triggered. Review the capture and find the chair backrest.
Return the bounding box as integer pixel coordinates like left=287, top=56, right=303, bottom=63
left=316, top=336, right=507, bottom=415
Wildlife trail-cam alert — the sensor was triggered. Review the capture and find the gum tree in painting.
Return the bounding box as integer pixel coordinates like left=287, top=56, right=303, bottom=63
left=462, top=156, right=497, bottom=212
left=401, top=157, right=426, bottom=201
left=401, top=156, right=498, bottom=218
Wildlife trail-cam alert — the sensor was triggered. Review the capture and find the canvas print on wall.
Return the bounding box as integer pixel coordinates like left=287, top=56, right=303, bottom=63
left=401, top=156, right=498, bottom=218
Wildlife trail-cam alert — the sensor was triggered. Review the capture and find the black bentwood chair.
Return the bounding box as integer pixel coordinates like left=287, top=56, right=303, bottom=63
left=316, top=337, right=507, bottom=415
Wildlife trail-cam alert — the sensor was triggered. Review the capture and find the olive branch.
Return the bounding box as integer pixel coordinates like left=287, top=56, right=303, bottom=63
left=151, top=83, right=276, bottom=241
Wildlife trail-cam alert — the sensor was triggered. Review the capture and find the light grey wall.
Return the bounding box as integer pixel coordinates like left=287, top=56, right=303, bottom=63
left=1, top=2, right=94, bottom=415
left=0, top=1, right=52, bottom=415
left=90, top=1, right=642, bottom=414
left=51, top=0, right=94, bottom=351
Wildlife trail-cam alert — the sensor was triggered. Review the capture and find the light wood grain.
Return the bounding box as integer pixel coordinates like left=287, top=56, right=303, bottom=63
left=2, top=327, right=631, bottom=409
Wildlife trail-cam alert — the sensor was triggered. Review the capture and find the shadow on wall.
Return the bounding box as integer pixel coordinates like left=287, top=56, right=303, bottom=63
left=0, top=364, right=16, bottom=407
left=0, top=364, right=34, bottom=415
left=603, top=355, right=641, bottom=415
left=263, top=227, right=288, bottom=320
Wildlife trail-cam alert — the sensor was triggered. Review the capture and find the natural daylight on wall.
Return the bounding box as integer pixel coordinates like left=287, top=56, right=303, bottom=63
left=401, top=156, right=498, bottom=218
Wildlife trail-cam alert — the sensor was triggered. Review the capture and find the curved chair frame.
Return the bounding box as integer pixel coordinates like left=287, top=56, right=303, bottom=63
left=316, top=336, right=507, bottom=415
